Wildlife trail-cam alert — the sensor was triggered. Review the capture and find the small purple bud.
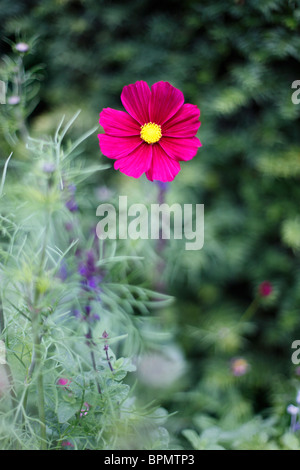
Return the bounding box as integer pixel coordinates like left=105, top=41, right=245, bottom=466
left=64, top=222, right=73, bottom=232
left=42, top=162, right=56, bottom=173
left=58, top=262, right=68, bottom=281
left=88, top=313, right=100, bottom=324
left=84, top=305, right=91, bottom=316
left=102, top=331, right=109, bottom=339
left=87, top=277, right=98, bottom=289
left=65, top=198, right=78, bottom=212
left=68, top=184, right=76, bottom=194
left=72, top=309, right=81, bottom=319
left=78, top=264, right=88, bottom=276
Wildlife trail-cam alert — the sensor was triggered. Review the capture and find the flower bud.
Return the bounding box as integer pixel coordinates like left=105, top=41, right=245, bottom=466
left=258, top=281, right=273, bottom=297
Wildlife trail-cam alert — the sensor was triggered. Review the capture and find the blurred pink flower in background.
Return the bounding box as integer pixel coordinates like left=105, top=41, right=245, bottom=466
left=258, top=281, right=273, bottom=297
left=57, top=377, right=71, bottom=388
left=230, top=357, right=249, bottom=377
left=61, top=440, right=74, bottom=449
left=80, top=402, right=90, bottom=417
left=98, top=80, right=201, bottom=182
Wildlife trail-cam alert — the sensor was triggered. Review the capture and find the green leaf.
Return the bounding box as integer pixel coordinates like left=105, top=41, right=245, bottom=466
left=281, top=433, right=300, bottom=450
left=182, top=429, right=203, bottom=450
left=57, top=403, right=78, bottom=424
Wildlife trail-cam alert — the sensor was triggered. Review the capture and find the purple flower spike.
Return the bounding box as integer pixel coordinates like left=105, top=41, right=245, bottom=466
left=72, top=309, right=81, bottom=319
left=87, top=277, right=98, bottom=289
left=65, top=197, right=78, bottom=212
left=78, top=250, right=103, bottom=292
left=84, top=305, right=92, bottom=316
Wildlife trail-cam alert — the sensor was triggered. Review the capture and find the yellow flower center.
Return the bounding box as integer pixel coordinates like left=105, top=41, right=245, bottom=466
left=140, top=122, right=162, bottom=144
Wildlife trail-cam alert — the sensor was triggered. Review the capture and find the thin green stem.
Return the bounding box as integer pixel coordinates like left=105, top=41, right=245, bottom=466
left=87, top=326, right=102, bottom=395
left=25, top=212, right=50, bottom=450
left=0, top=298, right=17, bottom=406
left=31, top=310, right=47, bottom=449
left=16, top=56, right=29, bottom=142
left=155, top=183, right=167, bottom=292
left=239, top=296, right=259, bottom=323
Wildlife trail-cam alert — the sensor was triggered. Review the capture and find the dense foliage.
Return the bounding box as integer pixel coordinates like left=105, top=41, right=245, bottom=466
left=1, top=0, right=300, bottom=450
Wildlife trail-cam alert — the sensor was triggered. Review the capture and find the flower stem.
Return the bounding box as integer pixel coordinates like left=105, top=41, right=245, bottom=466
left=87, top=326, right=102, bottom=394
left=155, top=182, right=168, bottom=292
left=27, top=214, right=50, bottom=450
left=239, top=296, right=259, bottom=323
left=0, top=298, right=17, bottom=407
left=31, top=310, right=47, bottom=450
left=15, top=56, right=29, bottom=142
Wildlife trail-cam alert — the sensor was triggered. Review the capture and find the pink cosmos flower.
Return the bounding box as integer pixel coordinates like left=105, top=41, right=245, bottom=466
left=98, top=81, right=201, bottom=182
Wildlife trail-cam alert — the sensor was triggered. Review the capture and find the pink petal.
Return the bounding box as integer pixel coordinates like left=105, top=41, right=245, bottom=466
left=98, top=134, right=143, bottom=159
left=159, top=136, right=202, bottom=161
left=162, top=103, right=201, bottom=138
left=146, top=144, right=181, bottom=182
left=121, top=81, right=151, bottom=125
left=114, top=142, right=152, bottom=178
left=149, top=82, right=184, bottom=126
left=99, top=108, right=140, bottom=136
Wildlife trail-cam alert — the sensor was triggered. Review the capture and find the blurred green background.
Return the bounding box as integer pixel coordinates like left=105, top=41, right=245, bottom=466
left=2, top=0, right=300, bottom=449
